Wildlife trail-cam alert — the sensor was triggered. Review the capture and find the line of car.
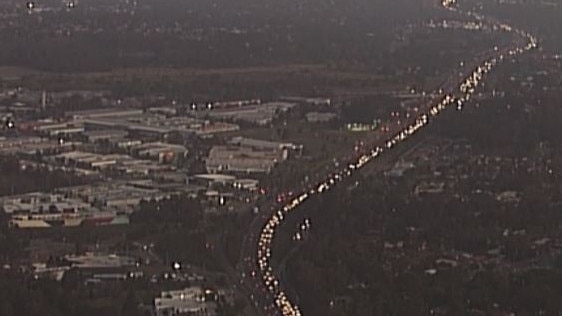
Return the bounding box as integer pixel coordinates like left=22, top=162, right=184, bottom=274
left=250, top=1, right=539, bottom=315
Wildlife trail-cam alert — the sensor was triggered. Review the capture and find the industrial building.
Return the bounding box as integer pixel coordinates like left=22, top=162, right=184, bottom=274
left=83, top=114, right=239, bottom=138
left=154, top=287, right=218, bottom=316
left=228, top=136, right=299, bottom=152
left=1, top=192, right=90, bottom=215
left=83, top=129, right=129, bottom=142
left=190, top=174, right=259, bottom=191
left=205, top=137, right=300, bottom=174
left=0, top=136, right=74, bottom=155
left=205, top=145, right=283, bottom=174
left=306, top=112, right=337, bottom=123
left=0, top=179, right=182, bottom=228
left=0, top=192, right=130, bottom=228
left=131, top=142, right=188, bottom=164
left=65, top=108, right=144, bottom=120
left=57, top=181, right=172, bottom=209
left=53, top=151, right=120, bottom=169
left=36, top=121, right=85, bottom=137
left=64, top=253, right=137, bottom=269
left=208, top=101, right=296, bottom=126
left=51, top=150, right=178, bottom=174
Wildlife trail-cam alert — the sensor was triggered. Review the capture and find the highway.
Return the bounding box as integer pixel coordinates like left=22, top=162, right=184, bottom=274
left=236, top=0, right=539, bottom=315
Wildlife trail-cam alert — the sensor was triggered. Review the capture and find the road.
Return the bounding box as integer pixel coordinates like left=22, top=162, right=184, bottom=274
left=235, top=1, right=539, bottom=315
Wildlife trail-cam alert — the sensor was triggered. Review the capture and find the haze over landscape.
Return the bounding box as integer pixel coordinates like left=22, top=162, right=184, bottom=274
left=0, top=0, right=561, bottom=315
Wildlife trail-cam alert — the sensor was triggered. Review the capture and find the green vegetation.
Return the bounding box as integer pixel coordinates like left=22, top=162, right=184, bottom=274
left=280, top=71, right=562, bottom=315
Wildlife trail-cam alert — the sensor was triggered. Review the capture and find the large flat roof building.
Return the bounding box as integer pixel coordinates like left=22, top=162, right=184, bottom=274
left=65, top=108, right=143, bottom=120
left=228, top=137, right=299, bottom=151
left=83, top=115, right=239, bottom=137
left=154, top=287, right=217, bottom=316
left=83, top=130, right=129, bottom=142
left=208, top=101, right=296, bottom=126
left=131, top=142, right=188, bottom=163
left=1, top=192, right=130, bottom=229
left=205, top=145, right=283, bottom=174
left=0, top=136, right=74, bottom=155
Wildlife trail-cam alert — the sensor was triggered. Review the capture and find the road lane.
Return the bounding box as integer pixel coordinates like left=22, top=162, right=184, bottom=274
left=239, top=1, right=539, bottom=315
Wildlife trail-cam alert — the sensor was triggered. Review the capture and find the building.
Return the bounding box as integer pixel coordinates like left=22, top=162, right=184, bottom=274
left=208, top=101, right=296, bottom=126
left=58, top=181, right=171, bottom=210
left=51, top=150, right=176, bottom=174
left=65, top=108, right=143, bottom=120
left=228, top=136, right=299, bottom=152
left=36, top=121, right=85, bottom=137
left=191, top=174, right=237, bottom=186
left=30, top=263, right=70, bottom=281
left=53, top=151, right=118, bottom=169
left=306, top=112, right=337, bottom=123
left=131, top=142, right=188, bottom=164
left=83, top=130, right=128, bottom=142
left=233, top=178, right=260, bottom=191
left=154, top=287, right=218, bottom=316
left=205, top=146, right=283, bottom=174
left=280, top=96, right=332, bottom=106
left=83, top=115, right=239, bottom=138
left=1, top=192, right=130, bottom=228
left=205, top=137, right=300, bottom=174
left=414, top=181, right=446, bottom=195
left=109, top=138, right=142, bottom=149
left=64, top=253, right=137, bottom=269
left=0, top=136, right=73, bottom=155
left=189, top=121, right=240, bottom=136
left=1, top=192, right=89, bottom=214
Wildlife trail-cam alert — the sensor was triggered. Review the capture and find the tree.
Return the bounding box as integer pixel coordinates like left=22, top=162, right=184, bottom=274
left=121, top=288, right=140, bottom=316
